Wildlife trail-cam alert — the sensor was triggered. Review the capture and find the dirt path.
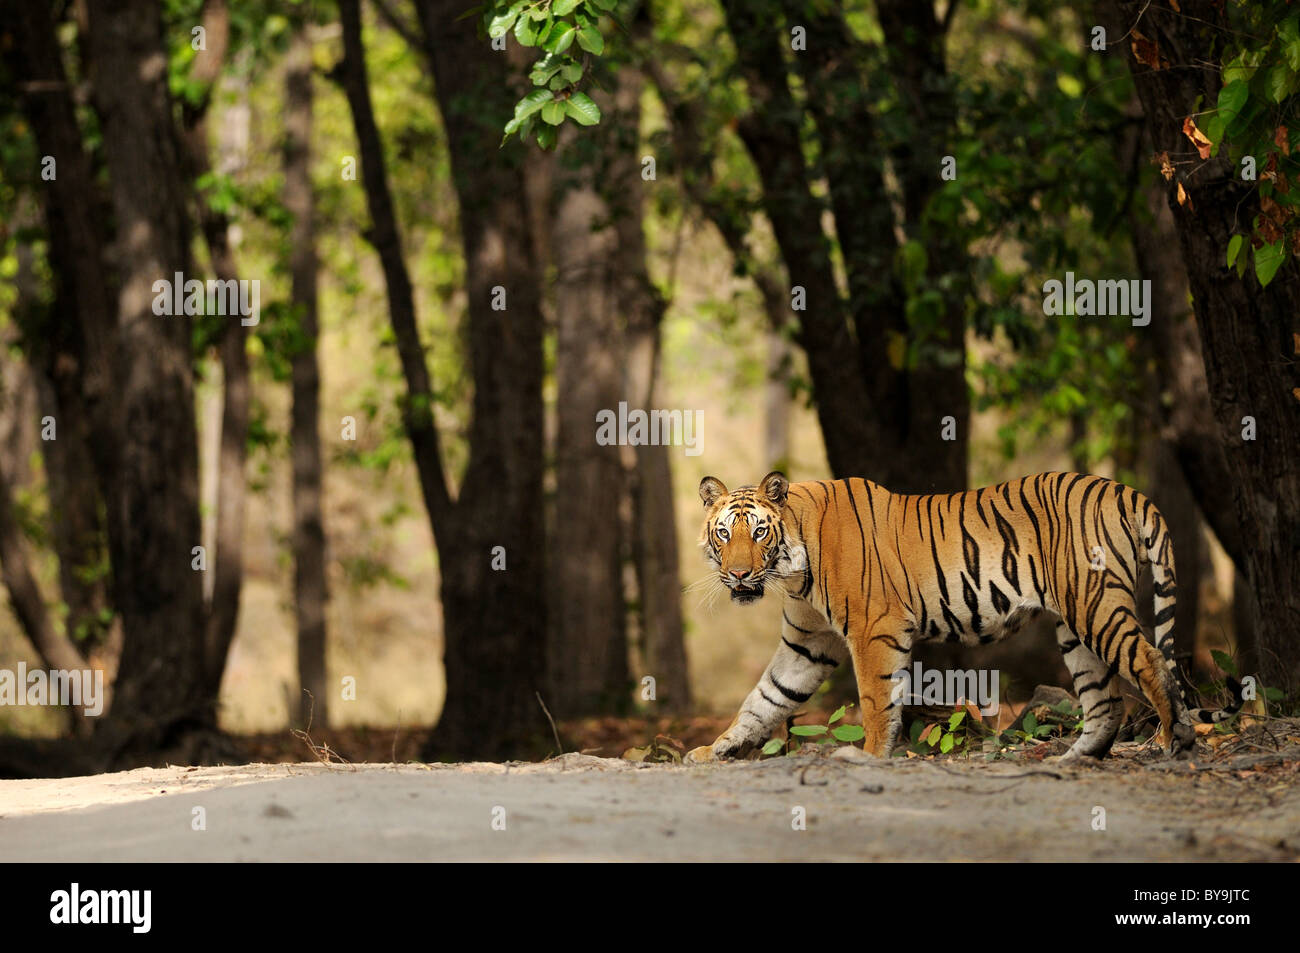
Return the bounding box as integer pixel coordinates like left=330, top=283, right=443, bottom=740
left=2, top=748, right=1297, bottom=861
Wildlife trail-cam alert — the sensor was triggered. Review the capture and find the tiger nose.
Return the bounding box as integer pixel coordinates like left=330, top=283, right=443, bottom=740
left=730, top=569, right=750, bottom=581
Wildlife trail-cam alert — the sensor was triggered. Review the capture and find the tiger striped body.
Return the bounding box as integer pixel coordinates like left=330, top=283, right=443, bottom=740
left=688, top=471, right=1241, bottom=764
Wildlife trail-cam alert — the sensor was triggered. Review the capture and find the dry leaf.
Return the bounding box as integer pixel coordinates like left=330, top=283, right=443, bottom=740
left=1168, top=0, right=1181, bottom=10
left=1176, top=182, right=1192, bottom=209
left=1131, top=30, right=1169, bottom=70
left=1183, top=116, right=1213, bottom=160
left=1195, top=722, right=1215, bottom=735
left=1277, top=125, right=1292, bottom=156
left=1153, top=151, right=1175, bottom=180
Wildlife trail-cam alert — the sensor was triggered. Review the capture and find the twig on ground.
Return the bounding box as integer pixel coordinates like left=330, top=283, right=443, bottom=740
left=536, top=691, right=563, bottom=756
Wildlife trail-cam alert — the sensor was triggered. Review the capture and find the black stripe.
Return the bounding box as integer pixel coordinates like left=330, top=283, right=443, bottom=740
left=783, top=637, right=838, bottom=667
left=782, top=612, right=812, bottom=634
left=769, top=674, right=813, bottom=703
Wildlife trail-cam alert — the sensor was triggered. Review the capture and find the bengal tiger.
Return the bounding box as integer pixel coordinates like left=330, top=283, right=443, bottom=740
left=685, top=471, right=1242, bottom=764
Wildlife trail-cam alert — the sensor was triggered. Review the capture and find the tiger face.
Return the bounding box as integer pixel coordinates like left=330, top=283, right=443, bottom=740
left=699, top=471, right=807, bottom=605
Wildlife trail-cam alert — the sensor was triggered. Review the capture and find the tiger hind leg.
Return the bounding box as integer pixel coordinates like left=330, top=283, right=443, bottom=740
left=1082, top=611, right=1194, bottom=758
left=1054, top=620, right=1124, bottom=761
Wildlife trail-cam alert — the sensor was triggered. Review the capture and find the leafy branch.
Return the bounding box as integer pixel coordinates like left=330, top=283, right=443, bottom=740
left=487, top=0, right=619, bottom=147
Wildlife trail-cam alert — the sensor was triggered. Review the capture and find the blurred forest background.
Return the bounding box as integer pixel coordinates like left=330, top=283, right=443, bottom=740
left=0, top=0, right=1296, bottom=773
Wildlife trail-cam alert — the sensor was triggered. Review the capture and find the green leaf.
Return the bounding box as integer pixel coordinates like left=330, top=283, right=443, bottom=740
left=831, top=724, right=865, bottom=742
left=1023, top=711, right=1038, bottom=734
left=1216, top=80, right=1249, bottom=124
left=1267, top=61, right=1300, bottom=104
left=1263, top=686, right=1285, bottom=702
left=514, top=12, right=541, bottom=44
left=535, top=123, right=557, bottom=150
left=1254, top=239, right=1286, bottom=287
left=513, top=89, right=553, bottom=120
left=552, top=0, right=580, bottom=14
left=564, top=91, right=601, bottom=125
left=926, top=724, right=942, bottom=746
left=541, top=100, right=566, bottom=125
left=544, top=22, right=575, bottom=54
left=828, top=705, right=847, bottom=725
left=1210, top=649, right=1240, bottom=677
left=761, top=738, right=785, bottom=756
left=1226, top=233, right=1244, bottom=267
left=577, top=24, right=604, bottom=54
left=939, top=732, right=955, bottom=754
left=947, top=709, right=966, bottom=730
left=561, top=61, right=584, bottom=83
left=789, top=724, right=828, bottom=737
left=593, top=0, right=618, bottom=9
left=488, top=4, right=522, bottom=38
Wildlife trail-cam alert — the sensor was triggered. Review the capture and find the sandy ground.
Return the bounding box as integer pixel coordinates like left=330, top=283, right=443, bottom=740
left=2, top=746, right=1298, bottom=862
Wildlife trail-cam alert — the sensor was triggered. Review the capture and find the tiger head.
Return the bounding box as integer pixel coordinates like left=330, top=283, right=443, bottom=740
left=698, top=471, right=808, bottom=605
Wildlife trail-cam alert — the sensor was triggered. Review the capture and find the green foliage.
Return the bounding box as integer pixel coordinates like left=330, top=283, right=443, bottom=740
left=490, top=0, right=620, bottom=147
left=760, top=703, right=864, bottom=756
left=983, top=698, right=1083, bottom=761
left=907, top=707, right=976, bottom=756
left=1205, top=0, right=1300, bottom=285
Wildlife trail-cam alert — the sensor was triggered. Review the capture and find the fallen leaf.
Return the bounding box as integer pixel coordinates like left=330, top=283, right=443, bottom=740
left=1195, top=722, right=1215, bottom=735
left=1183, top=116, right=1213, bottom=159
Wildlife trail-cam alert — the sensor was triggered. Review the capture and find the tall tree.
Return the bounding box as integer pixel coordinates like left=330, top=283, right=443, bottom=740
left=339, top=0, right=549, bottom=758
left=548, top=112, right=632, bottom=717
left=284, top=16, right=330, bottom=729
left=1113, top=0, right=1300, bottom=692
left=178, top=0, right=252, bottom=703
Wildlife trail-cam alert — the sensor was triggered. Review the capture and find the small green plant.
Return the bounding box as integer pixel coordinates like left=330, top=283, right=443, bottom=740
left=983, top=698, right=1084, bottom=760
left=761, top=704, right=864, bottom=756
left=908, top=708, right=975, bottom=756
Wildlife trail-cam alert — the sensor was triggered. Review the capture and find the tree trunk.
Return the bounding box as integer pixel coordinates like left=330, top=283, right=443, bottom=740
left=716, top=0, right=968, bottom=491
left=548, top=119, right=630, bottom=717
left=1115, top=0, right=1300, bottom=693
left=284, top=20, right=330, bottom=730
left=81, top=0, right=210, bottom=745
left=610, top=62, right=690, bottom=714
left=177, top=0, right=250, bottom=701
left=342, top=0, right=549, bottom=759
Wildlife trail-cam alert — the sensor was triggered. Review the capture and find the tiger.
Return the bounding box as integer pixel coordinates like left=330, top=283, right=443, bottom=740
left=685, top=470, right=1243, bottom=764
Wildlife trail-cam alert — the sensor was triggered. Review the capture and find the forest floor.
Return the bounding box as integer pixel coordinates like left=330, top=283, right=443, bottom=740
left=2, top=739, right=1298, bottom=861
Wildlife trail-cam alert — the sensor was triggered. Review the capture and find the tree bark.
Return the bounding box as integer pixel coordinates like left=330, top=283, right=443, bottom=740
left=283, top=19, right=330, bottom=729
left=716, top=0, right=968, bottom=491
left=548, top=119, right=630, bottom=717
left=342, top=0, right=549, bottom=758
left=610, top=63, right=690, bottom=714
left=1115, top=0, right=1300, bottom=693
left=177, top=0, right=250, bottom=701
left=81, top=0, right=210, bottom=746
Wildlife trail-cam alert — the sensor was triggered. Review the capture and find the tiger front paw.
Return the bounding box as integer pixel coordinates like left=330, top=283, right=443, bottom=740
left=685, top=736, right=746, bottom=764
left=685, top=745, right=718, bottom=764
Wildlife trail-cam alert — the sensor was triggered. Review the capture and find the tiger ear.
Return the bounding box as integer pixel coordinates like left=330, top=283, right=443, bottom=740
left=699, top=476, right=728, bottom=508
left=759, top=471, right=789, bottom=507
